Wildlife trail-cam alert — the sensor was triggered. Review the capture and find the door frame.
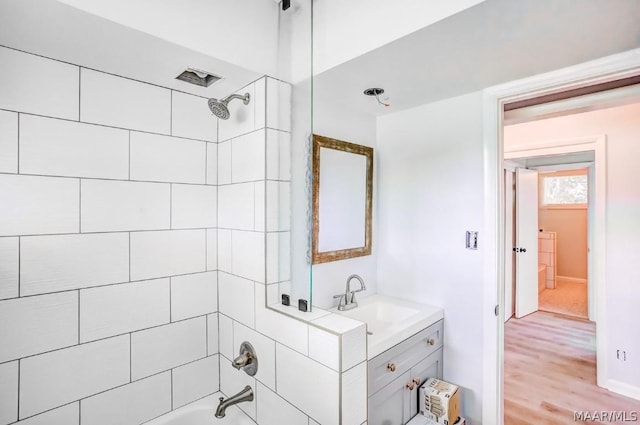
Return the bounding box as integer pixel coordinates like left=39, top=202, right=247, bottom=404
left=480, top=47, right=640, bottom=425
left=505, top=137, right=605, bottom=325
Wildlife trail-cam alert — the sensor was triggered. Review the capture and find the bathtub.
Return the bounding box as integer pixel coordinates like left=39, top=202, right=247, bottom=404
left=146, top=394, right=255, bottom=425
left=538, top=264, right=547, bottom=294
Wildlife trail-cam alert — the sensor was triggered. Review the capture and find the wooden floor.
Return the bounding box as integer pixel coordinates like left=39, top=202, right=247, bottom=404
left=504, top=311, right=640, bottom=424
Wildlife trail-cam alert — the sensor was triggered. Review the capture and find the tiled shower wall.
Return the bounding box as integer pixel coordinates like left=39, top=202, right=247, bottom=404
left=215, top=77, right=367, bottom=425
left=0, top=45, right=220, bottom=425
left=0, top=45, right=367, bottom=425
left=538, top=231, right=556, bottom=288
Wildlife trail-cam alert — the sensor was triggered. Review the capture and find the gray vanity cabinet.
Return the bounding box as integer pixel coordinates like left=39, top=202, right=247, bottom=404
left=368, top=320, right=444, bottom=425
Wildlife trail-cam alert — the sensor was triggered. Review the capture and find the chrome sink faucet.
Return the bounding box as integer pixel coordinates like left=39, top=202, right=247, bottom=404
left=333, top=274, right=366, bottom=311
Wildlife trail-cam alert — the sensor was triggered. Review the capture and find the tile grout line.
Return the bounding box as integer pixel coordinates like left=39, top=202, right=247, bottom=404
left=77, top=290, right=80, bottom=344
left=170, top=184, right=173, bottom=229
left=17, top=359, right=20, bottom=421
left=129, top=333, right=132, bottom=383
left=78, top=67, right=81, bottom=122
left=17, top=237, right=21, bottom=297
left=16, top=113, right=20, bottom=174
left=0, top=106, right=218, bottom=144
left=128, top=232, right=131, bottom=282
left=128, top=131, right=131, bottom=180
left=78, top=179, right=82, bottom=233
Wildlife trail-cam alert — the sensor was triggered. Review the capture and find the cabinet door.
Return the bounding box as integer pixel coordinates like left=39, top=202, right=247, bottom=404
left=368, top=371, right=411, bottom=425
left=408, top=348, right=444, bottom=419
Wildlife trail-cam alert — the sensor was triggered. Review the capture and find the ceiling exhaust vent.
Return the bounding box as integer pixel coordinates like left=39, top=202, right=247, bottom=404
left=176, top=67, right=222, bottom=87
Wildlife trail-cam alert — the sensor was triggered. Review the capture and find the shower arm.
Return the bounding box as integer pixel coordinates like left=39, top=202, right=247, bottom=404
left=223, top=93, right=250, bottom=105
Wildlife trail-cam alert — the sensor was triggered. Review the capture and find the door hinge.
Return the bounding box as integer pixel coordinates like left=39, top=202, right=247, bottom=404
left=494, top=305, right=499, bottom=316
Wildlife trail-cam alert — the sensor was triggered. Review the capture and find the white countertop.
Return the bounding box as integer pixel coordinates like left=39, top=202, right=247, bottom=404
left=332, top=294, right=444, bottom=359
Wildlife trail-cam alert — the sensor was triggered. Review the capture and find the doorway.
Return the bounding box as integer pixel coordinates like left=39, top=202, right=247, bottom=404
left=506, top=158, right=593, bottom=322
left=481, top=49, right=640, bottom=425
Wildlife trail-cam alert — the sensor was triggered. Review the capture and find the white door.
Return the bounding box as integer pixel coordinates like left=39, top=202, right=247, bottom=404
left=515, top=168, right=539, bottom=318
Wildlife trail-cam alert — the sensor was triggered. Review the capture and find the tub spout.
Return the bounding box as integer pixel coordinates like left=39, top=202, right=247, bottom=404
left=215, top=385, right=254, bottom=419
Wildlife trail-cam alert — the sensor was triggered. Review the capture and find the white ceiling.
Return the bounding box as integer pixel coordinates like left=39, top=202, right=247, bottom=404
left=313, top=0, right=640, bottom=116
left=0, top=0, right=264, bottom=99
left=1, top=0, right=638, bottom=112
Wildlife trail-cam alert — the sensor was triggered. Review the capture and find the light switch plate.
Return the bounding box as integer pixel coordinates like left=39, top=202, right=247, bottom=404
left=466, top=231, right=478, bottom=250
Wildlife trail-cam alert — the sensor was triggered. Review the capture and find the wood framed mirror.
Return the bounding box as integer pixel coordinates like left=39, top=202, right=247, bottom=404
left=312, top=134, right=373, bottom=264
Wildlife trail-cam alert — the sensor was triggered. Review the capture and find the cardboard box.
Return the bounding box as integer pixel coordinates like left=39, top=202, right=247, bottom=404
left=419, top=378, right=461, bottom=425
left=407, top=414, right=466, bottom=425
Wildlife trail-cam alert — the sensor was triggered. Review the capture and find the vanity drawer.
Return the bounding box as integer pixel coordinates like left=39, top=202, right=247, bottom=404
left=368, top=319, right=443, bottom=395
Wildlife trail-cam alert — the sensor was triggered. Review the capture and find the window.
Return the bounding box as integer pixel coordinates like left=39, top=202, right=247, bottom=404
left=541, top=171, right=588, bottom=206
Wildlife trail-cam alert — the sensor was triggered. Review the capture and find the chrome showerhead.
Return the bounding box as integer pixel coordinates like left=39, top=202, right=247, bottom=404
left=207, top=92, right=251, bottom=120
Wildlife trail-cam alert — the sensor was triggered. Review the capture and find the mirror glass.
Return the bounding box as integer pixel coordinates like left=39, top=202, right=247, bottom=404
left=312, top=135, right=373, bottom=263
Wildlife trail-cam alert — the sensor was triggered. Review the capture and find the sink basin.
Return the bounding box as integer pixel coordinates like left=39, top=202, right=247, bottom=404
left=332, top=294, right=443, bottom=359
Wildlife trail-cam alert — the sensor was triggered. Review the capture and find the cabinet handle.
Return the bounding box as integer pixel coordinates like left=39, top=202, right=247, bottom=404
left=427, top=338, right=436, bottom=346
left=406, top=381, right=416, bottom=390
left=387, top=363, right=396, bottom=372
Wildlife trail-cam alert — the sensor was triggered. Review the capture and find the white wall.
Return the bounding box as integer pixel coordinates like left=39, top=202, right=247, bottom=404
left=376, top=92, right=485, bottom=423
left=504, top=102, right=640, bottom=392
left=311, top=100, right=378, bottom=309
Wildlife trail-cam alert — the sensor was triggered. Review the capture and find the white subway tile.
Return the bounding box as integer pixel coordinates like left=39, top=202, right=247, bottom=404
left=0, top=110, right=17, bottom=173
left=218, top=183, right=255, bottom=230
left=172, top=355, right=219, bottom=408
left=231, top=231, right=265, bottom=283
left=0, top=292, right=78, bottom=363
left=255, top=286, right=308, bottom=355
left=267, top=232, right=290, bottom=284
left=19, top=115, right=129, bottom=179
left=206, top=229, right=218, bottom=271
left=206, top=143, right=218, bottom=185
left=218, top=141, right=231, bottom=185
left=312, top=314, right=367, bottom=372
left=266, top=78, right=291, bottom=132
left=80, top=279, right=170, bottom=343
left=254, top=182, right=265, bottom=232
left=172, top=91, right=217, bottom=142
left=130, top=230, right=205, bottom=281
left=219, top=356, right=256, bottom=420
left=21, top=233, right=129, bottom=296
left=207, top=314, right=219, bottom=355
left=218, top=83, right=256, bottom=142
left=130, top=132, right=206, bottom=184
left=171, top=271, right=217, bottom=321
left=81, top=69, right=170, bottom=134
left=254, top=77, right=266, bottom=130
left=0, top=47, right=78, bottom=120
left=218, top=314, right=233, bottom=360
left=15, top=403, right=79, bottom=425
left=0, top=360, right=18, bottom=425
left=276, top=344, right=339, bottom=425
left=20, top=336, right=130, bottom=419
left=171, top=184, right=217, bottom=229
left=266, top=129, right=291, bottom=181
left=0, top=237, right=18, bottom=300
left=81, top=180, right=170, bottom=232
left=218, top=272, right=254, bottom=328
left=341, top=362, right=367, bottom=425
left=0, top=174, right=78, bottom=236
left=217, top=229, right=232, bottom=273
left=266, top=181, right=290, bottom=232
left=232, top=130, right=265, bottom=183
left=131, top=317, right=206, bottom=380
left=308, top=327, right=339, bottom=371
left=233, top=322, right=275, bottom=390
left=256, top=382, right=307, bottom=425
left=81, top=372, right=171, bottom=425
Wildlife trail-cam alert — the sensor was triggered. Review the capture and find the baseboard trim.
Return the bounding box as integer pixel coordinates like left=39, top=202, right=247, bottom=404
left=557, top=276, right=587, bottom=284
left=608, top=379, right=640, bottom=401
